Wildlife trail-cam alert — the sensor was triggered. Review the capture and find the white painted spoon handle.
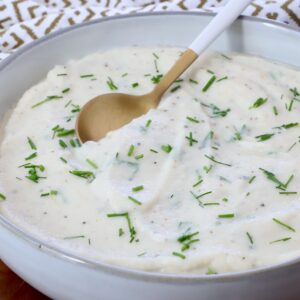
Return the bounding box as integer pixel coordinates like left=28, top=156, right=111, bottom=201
left=189, top=0, right=252, bottom=54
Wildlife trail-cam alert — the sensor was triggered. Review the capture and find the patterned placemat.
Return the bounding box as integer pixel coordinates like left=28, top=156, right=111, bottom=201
left=0, top=0, right=299, bottom=62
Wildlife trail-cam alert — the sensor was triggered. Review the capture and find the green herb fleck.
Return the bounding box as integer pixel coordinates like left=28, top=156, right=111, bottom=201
left=128, top=145, right=135, bottom=157
left=202, top=75, right=216, bottom=92
left=69, top=170, right=95, bottom=181
left=170, top=85, right=181, bottom=93
left=189, top=78, right=198, bottom=84
left=27, top=137, right=37, bottom=150
left=270, top=237, right=291, bottom=244
left=132, top=185, right=144, bottom=192
left=185, top=132, right=198, bottom=146
left=161, top=144, right=173, bottom=153
left=128, top=196, right=142, bottom=206
left=255, top=133, right=274, bottom=142
left=205, top=155, right=232, bottom=167
left=86, top=159, right=98, bottom=169
left=172, top=252, right=186, bottom=259
left=32, top=95, right=63, bottom=108
left=246, top=232, right=254, bottom=244
left=107, top=212, right=136, bottom=243
left=107, top=77, right=118, bottom=90
left=186, top=116, right=200, bottom=123
left=272, top=218, right=296, bottom=232
left=25, top=152, right=37, bottom=161
left=218, top=213, right=235, bottom=219
left=62, top=88, right=70, bottom=93
left=250, top=97, right=268, bottom=109
left=248, top=176, right=256, bottom=184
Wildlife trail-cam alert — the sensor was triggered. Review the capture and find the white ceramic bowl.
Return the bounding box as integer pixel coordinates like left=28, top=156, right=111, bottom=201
left=0, top=12, right=300, bottom=300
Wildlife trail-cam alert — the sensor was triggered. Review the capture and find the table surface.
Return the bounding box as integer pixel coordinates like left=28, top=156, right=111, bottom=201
left=0, top=260, right=48, bottom=299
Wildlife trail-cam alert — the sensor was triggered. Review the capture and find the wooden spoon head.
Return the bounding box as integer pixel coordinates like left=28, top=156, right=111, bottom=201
left=76, top=93, right=155, bottom=143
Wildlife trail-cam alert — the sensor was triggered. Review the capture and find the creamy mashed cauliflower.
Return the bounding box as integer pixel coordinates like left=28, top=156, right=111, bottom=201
left=0, top=48, right=300, bottom=274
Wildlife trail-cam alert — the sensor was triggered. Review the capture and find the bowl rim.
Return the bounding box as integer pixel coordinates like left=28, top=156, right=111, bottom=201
left=0, top=11, right=300, bottom=284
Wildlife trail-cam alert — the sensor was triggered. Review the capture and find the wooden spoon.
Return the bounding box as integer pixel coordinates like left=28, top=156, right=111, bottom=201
left=76, top=0, right=252, bottom=142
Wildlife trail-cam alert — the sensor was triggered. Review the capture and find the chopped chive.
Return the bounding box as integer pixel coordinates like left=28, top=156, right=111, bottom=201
left=128, top=196, right=142, bottom=205
left=217, top=76, right=228, bottom=82
left=279, top=191, right=297, bottom=195
left=135, top=154, right=144, bottom=160
left=170, top=85, right=181, bottom=93
left=288, top=142, right=297, bottom=152
left=65, top=100, right=72, bottom=108
left=246, top=232, right=254, bottom=244
left=132, top=82, right=139, bottom=88
left=218, top=213, right=235, bottom=219
left=107, top=77, right=118, bottom=90
left=280, top=122, right=299, bottom=129
left=190, top=191, right=203, bottom=207
left=248, top=176, right=256, bottom=184
left=205, top=155, right=232, bottom=167
left=69, top=170, right=95, bottom=180
left=222, top=198, right=229, bottom=202
left=250, top=97, right=268, bottom=109
left=146, top=119, right=152, bottom=128
left=186, top=116, right=200, bottom=123
left=107, top=212, right=136, bottom=243
left=270, top=237, right=291, bottom=244
left=60, top=157, right=67, bottom=163
left=57, top=129, right=75, bottom=137
left=185, top=132, right=198, bottom=146
left=154, top=59, right=159, bottom=73
left=25, top=152, right=37, bottom=161
left=69, top=139, right=76, bottom=148
left=86, top=159, right=98, bottom=169
left=152, top=52, right=159, bottom=59
left=177, top=231, right=199, bottom=251
left=172, top=252, right=186, bottom=259
left=128, top=145, right=135, bottom=157
left=273, top=106, right=278, bottom=116
left=41, top=190, right=58, bottom=197
left=119, top=228, right=125, bottom=236
left=62, top=88, right=70, bottom=93
left=203, top=165, right=213, bottom=174
left=272, top=218, right=295, bottom=232
left=0, top=193, right=6, bottom=201
left=132, top=185, right=144, bottom=192
left=32, top=95, right=63, bottom=108
left=192, top=178, right=203, bottom=188
left=63, top=235, right=85, bottom=240
left=80, top=74, right=94, bottom=78
left=121, top=73, right=128, bottom=77
left=255, top=133, right=274, bottom=142
left=189, top=78, right=198, bottom=84
left=161, top=144, right=173, bottom=153
left=196, top=191, right=212, bottom=198
left=57, top=73, right=67, bottom=76
left=259, top=168, right=286, bottom=187
left=207, top=70, right=215, bottom=74
left=221, top=54, right=232, bottom=60
left=203, top=202, right=219, bottom=206
left=202, top=75, right=216, bottom=92
left=150, top=149, right=158, bottom=153
left=59, top=139, right=68, bottom=149
left=27, top=137, right=37, bottom=150
left=151, top=74, right=163, bottom=84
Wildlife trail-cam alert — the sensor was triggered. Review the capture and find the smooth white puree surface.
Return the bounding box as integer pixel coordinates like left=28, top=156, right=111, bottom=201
left=1, top=48, right=300, bottom=274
